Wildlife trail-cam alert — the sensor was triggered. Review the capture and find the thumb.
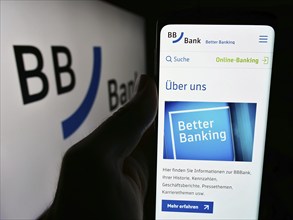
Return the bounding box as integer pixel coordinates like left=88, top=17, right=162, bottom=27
left=88, top=74, right=158, bottom=159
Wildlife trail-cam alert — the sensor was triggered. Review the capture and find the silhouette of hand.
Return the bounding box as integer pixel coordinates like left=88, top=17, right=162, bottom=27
left=38, top=74, right=158, bottom=220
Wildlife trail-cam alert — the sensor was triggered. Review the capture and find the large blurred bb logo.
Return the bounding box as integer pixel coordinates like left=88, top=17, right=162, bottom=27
left=13, top=46, right=102, bottom=139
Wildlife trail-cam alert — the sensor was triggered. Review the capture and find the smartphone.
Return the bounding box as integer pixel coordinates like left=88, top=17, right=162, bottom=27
left=154, top=8, right=275, bottom=220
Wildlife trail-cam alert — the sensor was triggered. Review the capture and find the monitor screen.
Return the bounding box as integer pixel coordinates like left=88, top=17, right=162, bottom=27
left=0, top=1, right=145, bottom=219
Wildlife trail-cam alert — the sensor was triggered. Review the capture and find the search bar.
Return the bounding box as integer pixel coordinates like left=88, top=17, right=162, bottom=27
left=165, top=55, right=191, bottom=63
left=161, top=52, right=273, bottom=68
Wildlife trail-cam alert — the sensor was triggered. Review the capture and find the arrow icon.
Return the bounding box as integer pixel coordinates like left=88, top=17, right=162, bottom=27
left=204, top=205, right=209, bottom=210
left=262, top=57, right=269, bottom=64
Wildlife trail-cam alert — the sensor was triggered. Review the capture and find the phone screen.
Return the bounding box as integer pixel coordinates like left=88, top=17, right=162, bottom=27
left=155, top=24, right=275, bottom=219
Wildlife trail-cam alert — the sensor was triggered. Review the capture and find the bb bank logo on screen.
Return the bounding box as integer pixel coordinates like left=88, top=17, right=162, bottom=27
left=14, top=45, right=138, bottom=139
left=13, top=46, right=102, bottom=139
left=167, top=31, right=201, bottom=44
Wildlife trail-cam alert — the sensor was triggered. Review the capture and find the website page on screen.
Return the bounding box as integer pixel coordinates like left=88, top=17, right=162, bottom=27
left=155, top=25, right=274, bottom=220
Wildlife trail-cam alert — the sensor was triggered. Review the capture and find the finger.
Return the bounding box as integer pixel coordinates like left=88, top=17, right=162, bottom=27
left=88, top=74, right=158, bottom=160
left=124, top=122, right=157, bottom=193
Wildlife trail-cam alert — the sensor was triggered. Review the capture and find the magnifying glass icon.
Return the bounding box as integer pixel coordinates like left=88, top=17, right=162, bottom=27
left=166, top=56, right=172, bottom=62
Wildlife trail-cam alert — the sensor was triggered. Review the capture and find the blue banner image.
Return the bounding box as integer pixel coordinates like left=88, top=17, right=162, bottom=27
left=164, top=101, right=256, bottom=161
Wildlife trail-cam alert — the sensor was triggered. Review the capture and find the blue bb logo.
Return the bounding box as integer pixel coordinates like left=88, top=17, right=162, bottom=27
left=168, top=32, right=184, bottom=43
left=13, top=45, right=102, bottom=139
left=61, top=47, right=101, bottom=139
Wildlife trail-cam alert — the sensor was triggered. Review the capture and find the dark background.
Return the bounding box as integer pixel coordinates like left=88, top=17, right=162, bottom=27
left=104, top=1, right=293, bottom=219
